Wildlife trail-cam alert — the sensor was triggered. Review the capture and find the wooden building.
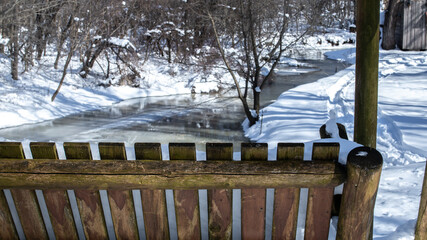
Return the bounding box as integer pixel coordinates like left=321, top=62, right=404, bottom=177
left=396, top=0, right=427, bottom=50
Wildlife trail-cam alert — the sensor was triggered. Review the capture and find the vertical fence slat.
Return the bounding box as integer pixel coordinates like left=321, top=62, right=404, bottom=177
left=98, top=142, right=139, bottom=239
left=135, top=143, right=170, bottom=240
left=0, top=189, right=18, bottom=239
left=241, top=142, right=268, bottom=240
left=169, top=143, right=201, bottom=240
left=0, top=142, right=48, bottom=239
left=0, top=142, right=19, bottom=239
left=304, top=143, right=339, bottom=240
left=30, top=142, right=78, bottom=240
left=206, top=143, right=233, bottom=240
left=63, top=142, right=109, bottom=239
left=272, top=143, right=304, bottom=240
left=337, top=147, right=382, bottom=239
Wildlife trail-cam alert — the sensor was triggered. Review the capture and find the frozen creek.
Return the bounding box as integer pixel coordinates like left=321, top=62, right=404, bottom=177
left=1, top=55, right=349, bottom=240
left=0, top=57, right=348, bottom=150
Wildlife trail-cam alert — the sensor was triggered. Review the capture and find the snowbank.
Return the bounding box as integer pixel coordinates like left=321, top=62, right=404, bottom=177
left=245, top=48, right=427, bottom=238
left=0, top=52, right=235, bottom=129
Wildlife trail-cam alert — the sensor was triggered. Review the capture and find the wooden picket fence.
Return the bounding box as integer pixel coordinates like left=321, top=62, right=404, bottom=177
left=0, top=141, right=383, bottom=240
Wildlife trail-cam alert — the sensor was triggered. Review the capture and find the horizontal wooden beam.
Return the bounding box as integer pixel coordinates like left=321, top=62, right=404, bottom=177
left=0, top=159, right=346, bottom=189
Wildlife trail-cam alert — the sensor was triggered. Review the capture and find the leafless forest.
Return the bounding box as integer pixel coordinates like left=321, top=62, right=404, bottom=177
left=0, top=0, right=355, bottom=122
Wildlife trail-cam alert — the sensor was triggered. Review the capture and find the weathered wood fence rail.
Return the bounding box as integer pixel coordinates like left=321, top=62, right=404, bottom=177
left=0, top=141, right=382, bottom=240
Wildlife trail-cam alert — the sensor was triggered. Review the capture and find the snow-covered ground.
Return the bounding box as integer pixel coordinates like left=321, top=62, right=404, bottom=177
left=246, top=48, right=427, bottom=239
left=0, top=28, right=355, bottom=130
left=0, top=51, right=236, bottom=129
left=1, top=27, right=426, bottom=239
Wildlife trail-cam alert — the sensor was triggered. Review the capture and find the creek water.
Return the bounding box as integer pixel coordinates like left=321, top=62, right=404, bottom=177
left=0, top=56, right=348, bottom=150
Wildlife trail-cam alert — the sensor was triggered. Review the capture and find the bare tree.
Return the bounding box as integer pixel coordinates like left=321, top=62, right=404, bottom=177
left=208, top=0, right=307, bottom=126
left=1, top=0, right=64, bottom=80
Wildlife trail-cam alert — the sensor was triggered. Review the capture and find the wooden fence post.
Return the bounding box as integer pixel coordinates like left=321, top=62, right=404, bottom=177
left=336, top=147, right=382, bottom=240
left=415, top=161, right=427, bottom=240
left=354, top=0, right=380, bottom=149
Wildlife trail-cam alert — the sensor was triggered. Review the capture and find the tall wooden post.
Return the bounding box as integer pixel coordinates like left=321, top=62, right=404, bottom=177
left=354, top=0, right=380, bottom=148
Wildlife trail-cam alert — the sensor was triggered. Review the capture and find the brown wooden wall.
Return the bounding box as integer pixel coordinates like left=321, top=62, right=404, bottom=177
left=402, top=0, right=427, bottom=50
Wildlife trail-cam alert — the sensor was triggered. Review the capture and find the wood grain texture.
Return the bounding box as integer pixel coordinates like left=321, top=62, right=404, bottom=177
left=241, top=143, right=268, bottom=161
left=0, top=143, right=20, bottom=239
left=30, top=142, right=78, bottom=240
left=135, top=142, right=162, bottom=160
left=277, top=143, right=304, bottom=161
left=337, top=147, right=382, bottom=240
left=304, top=143, right=339, bottom=240
left=169, top=143, right=201, bottom=240
left=206, top=142, right=233, bottom=161
left=0, top=142, right=48, bottom=239
left=403, top=1, right=409, bottom=49
left=64, top=142, right=108, bottom=239
left=305, top=188, right=334, bottom=240
left=0, top=189, right=18, bottom=239
left=206, top=143, right=233, bottom=239
left=0, top=159, right=346, bottom=189
left=272, top=143, right=303, bottom=240
left=140, top=189, right=169, bottom=240
left=354, top=0, right=380, bottom=149
left=405, top=0, right=427, bottom=50
left=241, top=143, right=267, bottom=240
left=416, top=160, right=427, bottom=240
left=135, top=143, right=170, bottom=240
left=99, top=142, right=138, bottom=240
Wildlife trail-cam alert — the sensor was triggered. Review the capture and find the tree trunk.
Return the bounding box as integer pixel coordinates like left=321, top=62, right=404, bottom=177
left=382, top=0, right=403, bottom=49
left=11, top=22, right=19, bottom=80
left=208, top=11, right=257, bottom=126
left=167, top=38, right=172, bottom=63
left=54, top=15, right=74, bottom=69
left=35, top=13, right=44, bottom=60
left=253, top=88, right=260, bottom=116
left=52, top=46, right=74, bottom=102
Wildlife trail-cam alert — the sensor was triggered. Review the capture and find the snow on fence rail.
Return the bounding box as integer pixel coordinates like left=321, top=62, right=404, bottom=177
left=0, top=141, right=382, bottom=240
